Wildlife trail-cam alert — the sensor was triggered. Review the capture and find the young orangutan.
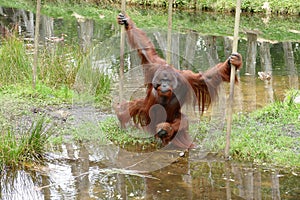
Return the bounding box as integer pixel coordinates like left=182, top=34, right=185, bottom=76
left=115, top=13, right=242, bottom=148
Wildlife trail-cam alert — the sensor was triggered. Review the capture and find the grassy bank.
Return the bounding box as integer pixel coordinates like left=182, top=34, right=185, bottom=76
left=219, top=90, right=300, bottom=169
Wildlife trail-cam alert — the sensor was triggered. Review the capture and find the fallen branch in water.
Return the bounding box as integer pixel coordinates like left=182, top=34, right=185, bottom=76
left=35, top=167, right=159, bottom=190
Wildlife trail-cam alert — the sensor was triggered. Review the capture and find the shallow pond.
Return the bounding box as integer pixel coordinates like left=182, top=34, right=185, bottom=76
left=1, top=143, right=299, bottom=199
left=0, top=5, right=299, bottom=200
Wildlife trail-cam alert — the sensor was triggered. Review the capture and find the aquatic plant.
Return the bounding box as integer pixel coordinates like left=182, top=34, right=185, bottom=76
left=0, top=83, right=74, bottom=105
left=73, top=60, right=112, bottom=105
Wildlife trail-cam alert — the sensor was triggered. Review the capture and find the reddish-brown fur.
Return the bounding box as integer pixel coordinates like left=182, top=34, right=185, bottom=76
left=115, top=14, right=242, bottom=149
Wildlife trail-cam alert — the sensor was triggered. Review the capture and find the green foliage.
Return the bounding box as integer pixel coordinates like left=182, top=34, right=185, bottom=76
left=0, top=36, right=79, bottom=88
left=189, top=118, right=210, bottom=141
left=59, top=116, right=157, bottom=148
left=230, top=117, right=299, bottom=167
left=20, top=117, right=51, bottom=161
left=128, top=0, right=166, bottom=7
left=94, top=73, right=111, bottom=104
left=0, top=36, right=31, bottom=86
left=0, top=117, right=51, bottom=170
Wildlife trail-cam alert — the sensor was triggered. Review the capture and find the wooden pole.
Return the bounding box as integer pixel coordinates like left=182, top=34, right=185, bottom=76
left=225, top=0, right=241, bottom=159
left=166, top=0, right=173, bottom=64
left=119, top=0, right=126, bottom=102
left=33, top=0, right=41, bottom=89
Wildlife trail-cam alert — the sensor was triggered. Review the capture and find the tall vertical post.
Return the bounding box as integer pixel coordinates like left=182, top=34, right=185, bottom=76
left=33, top=0, right=41, bottom=89
left=119, top=0, right=126, bottom=102
left=166, top=0, right=173, bottom=64
left=225, top=0, right=241, bottom=159
left=245, top=31, right=258, bottom=75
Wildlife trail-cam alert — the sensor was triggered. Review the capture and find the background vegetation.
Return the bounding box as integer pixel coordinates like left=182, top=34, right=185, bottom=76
left=1, top=0, right=299, bottom=42
left=23, top=0, right=300, bottom=15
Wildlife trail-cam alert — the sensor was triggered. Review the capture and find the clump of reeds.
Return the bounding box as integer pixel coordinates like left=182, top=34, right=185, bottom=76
left=38, top=44, right=82, bottom=88
left=0, top=36, right=31, bottom=86
left=0, top=117, right=51, bottom=170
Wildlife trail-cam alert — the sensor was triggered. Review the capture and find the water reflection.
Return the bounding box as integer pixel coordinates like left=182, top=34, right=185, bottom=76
left=0, top=170, right=44, bottom=200
left=1, top=144, right=299, bottom=199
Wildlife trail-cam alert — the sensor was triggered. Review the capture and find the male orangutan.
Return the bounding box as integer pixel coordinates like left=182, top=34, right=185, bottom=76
left=115, top=13, right=242, bottom=149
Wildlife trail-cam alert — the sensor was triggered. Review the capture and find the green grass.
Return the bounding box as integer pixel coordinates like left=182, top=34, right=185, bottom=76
left=73, top=58, right=112, bottom=106
left=0, top=117, right=51, bottom=170
left=99, top=116, right=158, bottom=149
left=0, top=36, right=31, bottom=86
left=71, top=121, right=108, bottom=143
left=0, top=35, right=80, bottom=88
left=0, top=83, right=74, bottom=105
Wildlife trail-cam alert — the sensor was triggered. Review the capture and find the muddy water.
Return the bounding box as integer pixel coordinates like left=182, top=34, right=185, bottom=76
left=0, top=6, right=300, bottom=200
left=1, top=143, right=299, bottom=199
